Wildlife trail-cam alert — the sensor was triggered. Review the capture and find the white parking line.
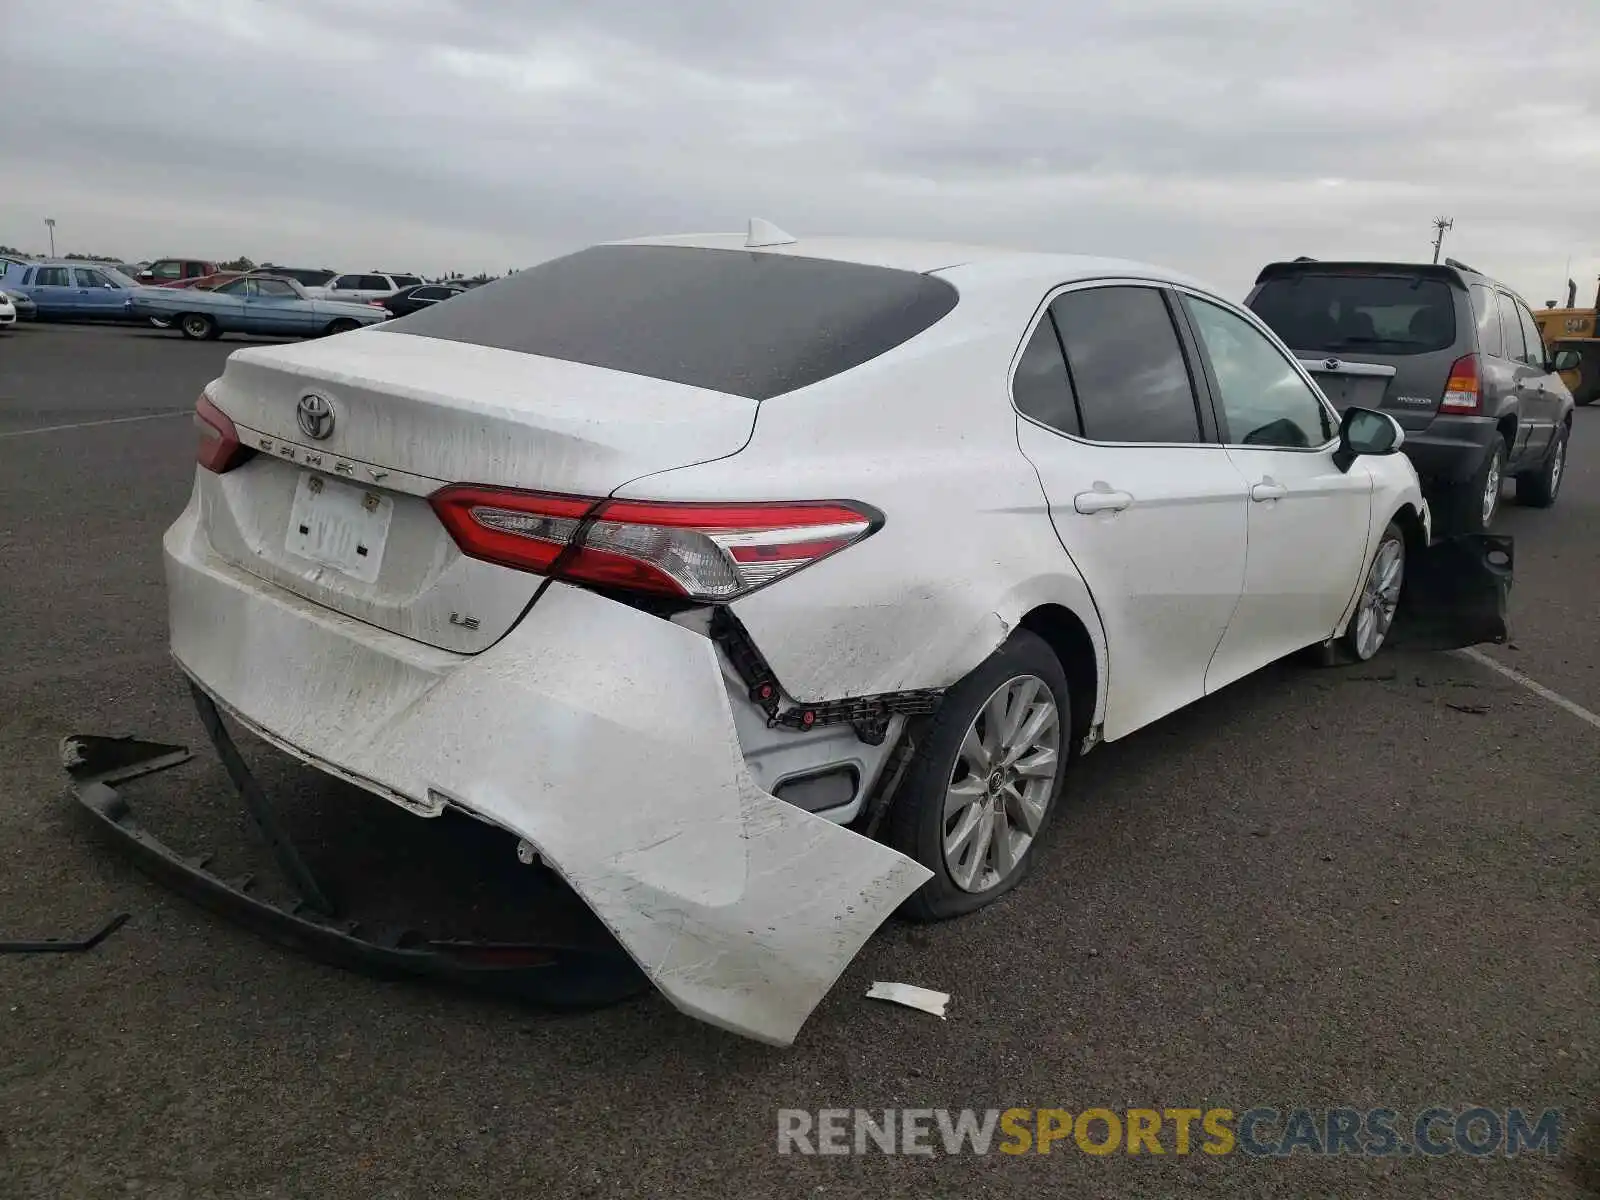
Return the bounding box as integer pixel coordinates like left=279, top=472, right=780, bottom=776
left=0, top=410, right=190, bottom=439
left=1454, top=647, right=1600, bottom=732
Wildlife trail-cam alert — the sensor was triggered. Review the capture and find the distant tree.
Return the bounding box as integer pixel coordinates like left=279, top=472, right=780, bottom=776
left=220, top=256, right=256, bottom=271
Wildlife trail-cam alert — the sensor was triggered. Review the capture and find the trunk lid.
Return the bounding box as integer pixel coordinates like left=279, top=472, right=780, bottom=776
left=201, top=330, right=759, bottom=652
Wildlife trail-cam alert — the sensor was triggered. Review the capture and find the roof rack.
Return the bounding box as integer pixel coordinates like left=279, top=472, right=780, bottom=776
left=1292, top=255, right=1317, bottom=262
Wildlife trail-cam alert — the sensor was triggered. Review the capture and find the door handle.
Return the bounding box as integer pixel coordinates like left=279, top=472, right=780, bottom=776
left=1250, top=480, right=1288, bottom=502
left=1074, top=487, right=1133, bottom=514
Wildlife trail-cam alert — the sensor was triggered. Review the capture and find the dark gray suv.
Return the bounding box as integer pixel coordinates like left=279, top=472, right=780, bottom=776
left=1246, top=259, right=1578, bottom=533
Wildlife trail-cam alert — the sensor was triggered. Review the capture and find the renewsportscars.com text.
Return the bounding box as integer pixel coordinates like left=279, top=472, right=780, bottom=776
left=777, top=1106, right=1563, bottom=1158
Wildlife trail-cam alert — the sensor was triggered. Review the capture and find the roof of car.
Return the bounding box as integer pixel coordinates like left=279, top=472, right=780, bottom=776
left=605, top=232, right=1221, bottom=296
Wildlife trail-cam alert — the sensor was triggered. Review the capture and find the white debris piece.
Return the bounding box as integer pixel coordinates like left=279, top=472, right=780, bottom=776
left=866, top=982, right=950, bottom=1019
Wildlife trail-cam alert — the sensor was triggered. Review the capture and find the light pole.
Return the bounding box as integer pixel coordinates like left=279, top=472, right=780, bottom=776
left=44, top=217, right=56, bottom=258
left=1430, top=216, right=1453, bottom=265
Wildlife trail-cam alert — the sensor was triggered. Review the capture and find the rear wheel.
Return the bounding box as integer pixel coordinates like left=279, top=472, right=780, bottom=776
left=1566, top=344, right=1599, bottom=406
left=1515, top=422, right=1568, bottom=508
left=178, top=313, right=219, bottom=341
left=888, top=630, right=1070, bottom=921
left=1439, top=440, right=1504, bottom=533
left=324, top=318, right=360, bottom=336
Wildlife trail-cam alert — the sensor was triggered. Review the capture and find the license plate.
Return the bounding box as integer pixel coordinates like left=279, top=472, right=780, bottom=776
left=285, top=472, right=393, bottom=583
left=1312, top=374, right=1388, bottom=411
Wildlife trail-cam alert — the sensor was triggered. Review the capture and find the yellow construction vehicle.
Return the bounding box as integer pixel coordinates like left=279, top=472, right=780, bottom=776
left=1535, top=276, right=1600, bottom=406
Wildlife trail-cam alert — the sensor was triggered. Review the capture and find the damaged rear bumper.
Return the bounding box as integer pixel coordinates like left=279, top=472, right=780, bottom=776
left=159, top=503, right=931, bottom=1045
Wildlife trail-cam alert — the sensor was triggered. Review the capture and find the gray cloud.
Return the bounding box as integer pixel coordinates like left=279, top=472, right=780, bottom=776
left=3, top=0, right=1597, bottom=301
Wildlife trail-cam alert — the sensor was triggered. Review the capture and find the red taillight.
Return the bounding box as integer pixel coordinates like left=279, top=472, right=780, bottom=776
left=429, top=486, right=879, bottom=601
left=1440, top=353, right=1481, bottom=415
left=194, top=392, right=252, bottom=473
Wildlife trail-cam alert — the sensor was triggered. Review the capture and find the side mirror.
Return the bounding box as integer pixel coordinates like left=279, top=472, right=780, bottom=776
left=1333, top=406, right=1404, bottom=473
left=1550, top=348, right=1582, bottom=373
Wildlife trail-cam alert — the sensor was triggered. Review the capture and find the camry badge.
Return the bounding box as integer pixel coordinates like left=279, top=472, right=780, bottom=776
left=296, top=393, right=335, bottom=441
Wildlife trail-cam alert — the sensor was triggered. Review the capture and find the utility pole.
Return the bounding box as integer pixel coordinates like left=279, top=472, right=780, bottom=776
left=44, top=217, right=56, bottom=258
left=1430, top=216, right=1454, bottom=264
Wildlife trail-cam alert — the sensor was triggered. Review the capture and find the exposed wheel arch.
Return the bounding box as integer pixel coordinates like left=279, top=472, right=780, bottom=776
left=1018, top=603, right=1098, bottom=758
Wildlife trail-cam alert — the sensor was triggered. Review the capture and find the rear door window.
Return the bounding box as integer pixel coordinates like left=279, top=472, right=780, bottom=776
left=1495, top=292, right=1529, bottom=363
left=74, top=268, right=107, bottom=287
left=1049, top=286, right=1204, bottom=444
left=330, top=275, right=360, bottom=291
left=35, top=267, right=70, bottom=286
left=381, top=244, right=959, bottom=401
left=391, top=275, right=424, bottom=288
left=1470, top=284, right=1504, bottom=358
left=1248, top=273, right=1459, bottom=355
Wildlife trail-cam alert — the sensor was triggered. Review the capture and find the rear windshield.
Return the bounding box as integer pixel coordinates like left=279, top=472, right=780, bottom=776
left=379, top=244, right=960, bottom=400
left=1248, top=272, right=1460, bottom=355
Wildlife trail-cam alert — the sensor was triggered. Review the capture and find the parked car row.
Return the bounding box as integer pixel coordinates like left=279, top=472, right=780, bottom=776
left=0, top=257, right=467, bottom=340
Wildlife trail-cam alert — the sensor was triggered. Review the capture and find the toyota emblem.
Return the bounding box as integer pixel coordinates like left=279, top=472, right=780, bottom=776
left=296, top=393, right=335, bottom=441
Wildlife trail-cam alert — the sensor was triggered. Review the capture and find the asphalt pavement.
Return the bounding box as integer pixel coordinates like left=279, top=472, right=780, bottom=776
left=1, top=322, right=1595, bottom=1199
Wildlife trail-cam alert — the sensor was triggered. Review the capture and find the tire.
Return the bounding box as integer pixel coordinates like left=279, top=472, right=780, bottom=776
left=1568, top=345, right=1599, bottom=406
left=325, top=318, right=360, bottom=336
left=178, top=313, right=218, bottom=341
left=1340, top=520, right=1406, bottom=662
left=888, top=630, right=1071, bottom=921
left=1439, top=440, right=1504, bottom=534
left=1515, top=422, right=1568, bottom=508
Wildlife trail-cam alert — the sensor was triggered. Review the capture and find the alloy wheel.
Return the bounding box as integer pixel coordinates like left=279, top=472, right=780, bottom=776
left=1354, top=537, right=1405, bottom=660
left=942, top=675, right=1060, bottom=894
left=1481, top=451, right=1502, bottom=526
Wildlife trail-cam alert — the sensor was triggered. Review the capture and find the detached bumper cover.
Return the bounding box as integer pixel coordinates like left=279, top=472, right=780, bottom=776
left=1389, top=533, right=1513, bottom=651
left=162, top=501, right=931, bottom=1045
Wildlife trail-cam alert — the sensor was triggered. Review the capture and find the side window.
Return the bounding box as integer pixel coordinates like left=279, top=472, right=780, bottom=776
left=1184, top=295, right=1335, bottom=448
left=1011, top=313, right=1080, bottom=436
left=214, top=278, right=249, bottom=296
left=256, top=278, right=296, bottom=297
left=1470, top=285, right=1503, bottom=358
left=331, top=275, right=357, bottom=290
left=1049, top=286, right=1204, bottom=444
left=21, top=268, right=33, bottom=285
left=74, top=268, right=106, bottom=288
left=35, top=267, right=69, bottom=286
left=150, top=261, right=182, bottom=280
left=1495, top=292, right=1528, bottom=363
left=362, top=275, right=391, bottom=290
left=1516, top=303, right=1545, bottom=367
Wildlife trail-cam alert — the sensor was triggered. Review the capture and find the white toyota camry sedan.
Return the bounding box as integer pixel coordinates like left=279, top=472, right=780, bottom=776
left=166, top=223, right=1431, bottom=1045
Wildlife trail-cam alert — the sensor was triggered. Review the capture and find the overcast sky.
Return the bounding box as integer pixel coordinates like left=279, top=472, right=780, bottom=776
left=3, top=0, right=1598, bottom=301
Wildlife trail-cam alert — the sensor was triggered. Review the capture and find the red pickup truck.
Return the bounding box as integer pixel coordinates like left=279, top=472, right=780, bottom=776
left=136, top=259, right=219, bottom=286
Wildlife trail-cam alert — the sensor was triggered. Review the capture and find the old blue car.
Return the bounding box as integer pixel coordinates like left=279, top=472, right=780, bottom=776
left=130, top=274, right=391, bottom=340
left=0, top=260, right=144, bottom=321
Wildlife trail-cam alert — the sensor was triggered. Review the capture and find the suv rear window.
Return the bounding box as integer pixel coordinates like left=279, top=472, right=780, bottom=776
left=380, top=244, right=960, bottom=400
left=1248, top=272, right=1459, bottom=356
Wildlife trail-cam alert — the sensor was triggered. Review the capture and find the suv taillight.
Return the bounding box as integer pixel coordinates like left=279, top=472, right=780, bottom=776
left=195, top=393, right=253, bottom=473
left=429, top=486, right=880, bottom=601
left=1440, top=353, right=1482, bottom=415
